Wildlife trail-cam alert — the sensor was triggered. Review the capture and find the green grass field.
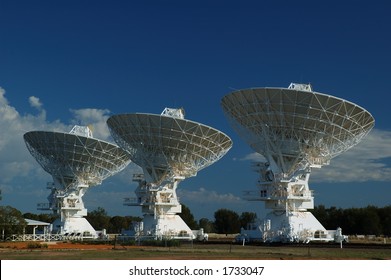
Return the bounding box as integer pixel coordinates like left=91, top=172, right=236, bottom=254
left=1, top=243, right=390, bottom=260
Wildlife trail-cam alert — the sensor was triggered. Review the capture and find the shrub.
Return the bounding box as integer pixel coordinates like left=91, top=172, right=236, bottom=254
left=27, top=242, right=48, bottom=249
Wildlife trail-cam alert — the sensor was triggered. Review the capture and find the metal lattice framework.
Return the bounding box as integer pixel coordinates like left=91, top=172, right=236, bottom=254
left=107, top=112, right=233, bottom=183
left=221, top=86, right=375, bottom=174
left=24, top=129, right=131, bottom=188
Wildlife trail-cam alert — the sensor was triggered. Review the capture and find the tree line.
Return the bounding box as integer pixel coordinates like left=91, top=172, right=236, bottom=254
left=310, top=205, right=391, bottom=236
left=20, top=205, right=257, bottom=235
left=1, top=204, right=390, bottom=239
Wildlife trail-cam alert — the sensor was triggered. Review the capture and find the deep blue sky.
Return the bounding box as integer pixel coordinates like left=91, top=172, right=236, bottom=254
left=0, top=0, right=390, bottom=220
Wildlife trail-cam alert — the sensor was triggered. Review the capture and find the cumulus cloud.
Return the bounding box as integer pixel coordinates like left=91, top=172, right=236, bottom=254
left=178, top=187, right=242, bottom=204
left=0, top=86, right=132, bottom=213
left=70, top=108, right=112, bottom=140
left=177, top=187, right=262, bottom=219
left=0, top=87, right=7, bottom=105
left=239, top=152, right=266, bottom=162
left=0, top=87, right=20, bottom=123
left=29, top=96, right=43, bottom=110
left=239, top=129, right=391, bottom=183
left=28, top=96, right=46, bottom=120
left=0, top=89, right=59, bottom=185
left=1, top=84, right=389, bottom=217
left=311, top=129, right=391, bottom=182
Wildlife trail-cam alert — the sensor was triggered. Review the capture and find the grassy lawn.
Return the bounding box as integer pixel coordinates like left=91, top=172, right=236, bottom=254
left=1, top=243, right=390, bottom=260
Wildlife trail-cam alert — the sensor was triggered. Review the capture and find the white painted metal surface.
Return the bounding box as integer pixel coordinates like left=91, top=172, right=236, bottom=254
left=24, top=126, right=131, bottom=237
left=108, top=108, right=232, bottom=240
left=222, top=83, right=374, bottom=242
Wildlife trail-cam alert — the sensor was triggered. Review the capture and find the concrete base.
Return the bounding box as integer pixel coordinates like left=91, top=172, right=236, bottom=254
left=240, top=211, right=333, bottom=243
left=51, top=217, right=97, bottom=238
left=126, top=214, right=195, bottom=240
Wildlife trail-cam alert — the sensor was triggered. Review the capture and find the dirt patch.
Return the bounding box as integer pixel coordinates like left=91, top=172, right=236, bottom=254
left=1, top=242, right=390, bottom=260
left=0, top=241, right=114, bottom=250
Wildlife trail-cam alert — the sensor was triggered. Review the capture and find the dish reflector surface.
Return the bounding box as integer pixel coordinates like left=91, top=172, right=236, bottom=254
left=107, top=113, right=232, bottom=182
left=24, top=130, right=130, bottom=186
left=221, top=87, right=374, bottom=173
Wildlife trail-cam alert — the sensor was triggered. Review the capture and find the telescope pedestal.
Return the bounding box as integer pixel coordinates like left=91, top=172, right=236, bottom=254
left=24, top=125, right=130, bottom=240
left=52, top=217, right=97, bottom=238
left=139, top=214, right=194, bottom=240
left=242, top=164, right=332, bottom=242
left=45, top=182, right=98, bottom=238
left=124, top=177, right=194, bottom=240
left=241, top=210, right=330, bottom=243
left=221, top=83, right=375, bottom=243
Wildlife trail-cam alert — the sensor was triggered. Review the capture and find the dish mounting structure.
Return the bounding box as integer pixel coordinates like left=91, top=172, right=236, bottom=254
left=107, top=108, right=232, bottom=240
left=24, top=125, right=130, bottom=238
left=221, top=83, right=375, bottom=242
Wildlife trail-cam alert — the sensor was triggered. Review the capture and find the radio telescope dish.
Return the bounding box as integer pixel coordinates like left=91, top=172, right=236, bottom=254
left=24, top=125, right=130, bottom=238
left=222, top=83, right=374, bottom=175
left=222, top=83, right=375, bottom=243
left=107, top=109, right=232, bottom=183
left=107, top=108, right=232, bottom=240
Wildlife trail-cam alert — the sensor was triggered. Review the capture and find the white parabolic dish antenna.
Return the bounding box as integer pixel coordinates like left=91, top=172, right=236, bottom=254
left=107, top=108, right=233, bottom=183
left=24, top=125, right=131, bottom=237
left=221, top=83, right=375, bottom=242
left=107, top=108, right=232, bottom=239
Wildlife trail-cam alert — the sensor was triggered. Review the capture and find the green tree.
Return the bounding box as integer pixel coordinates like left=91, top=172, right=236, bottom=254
left=214, top=208, right=240, bottom=234
left=109, top=216, right=142, bottom=233
left=358, top=206, right=381, bottom=235
left=198, top=218, right=215, bottom=233
left=340, top=208, right=359, bottom=234
left=0, top=205, right=27, bottom=239
left=86, top=207, right=110, bottom=230
left=179, top=204, right=198, bottom=229
left=239, top=212, right=257, bottom=229
left=311, top=205, right=391, bottom=235
left=311, top=205, right=328, bottom=226
left=378, top=205, right=391, bottom=236
left=109, top=216, right=131, bottom=233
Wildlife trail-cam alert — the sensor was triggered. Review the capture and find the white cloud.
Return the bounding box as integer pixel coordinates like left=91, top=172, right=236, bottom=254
left=70, top=108, right=112, bottom=140
left=239, top=152, right=266, bottom=162
left=0, top=89, right=63, bottom=185
left=0, top=87, right=8, bottom=106
left=29, top=96, right=46, bottom=120
left=177, top=187, right=248, bottom=219
left=28, top=96, right=43, bottom=110
left=177, top=187, right=264, bottom=219
left=0, top=87, right=20, bottom=123
left=178, top=187, right=242, bottom=204
left=311, top=129, right=391, bottom=182
left=1, top=84, right=389, bottom=217
left=84, top=188, right=141, bottom=217
left=0, top=87, right=132, bottom=214
left=239, top=129, right=391, bottom=183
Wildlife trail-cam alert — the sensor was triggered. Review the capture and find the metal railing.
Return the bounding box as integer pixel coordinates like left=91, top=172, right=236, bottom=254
left=4, top=233, right=96, bottom=242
